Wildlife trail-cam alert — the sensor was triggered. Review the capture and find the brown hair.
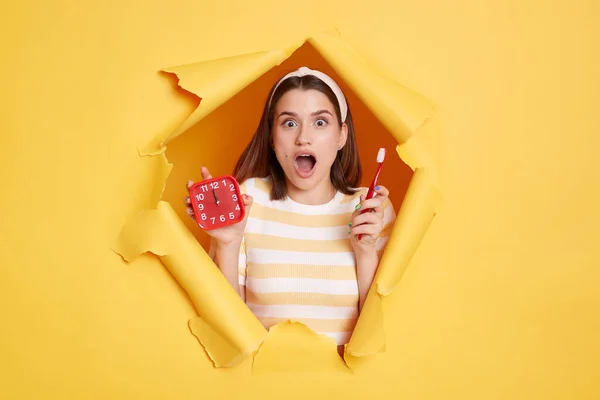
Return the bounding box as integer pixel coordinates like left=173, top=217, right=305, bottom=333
left=233, top=73, right=362, bottom=200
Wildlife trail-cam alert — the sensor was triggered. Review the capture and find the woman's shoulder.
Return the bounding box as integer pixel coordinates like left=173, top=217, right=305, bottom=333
left=336, top=187, right=367, bottom=207
left=344, top=186, right=369, bottom=199
left=238, top=176, right=272, bottom=196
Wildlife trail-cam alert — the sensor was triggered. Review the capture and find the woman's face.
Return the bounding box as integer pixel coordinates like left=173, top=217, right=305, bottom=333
left=271, top=88, right=348, bottom=194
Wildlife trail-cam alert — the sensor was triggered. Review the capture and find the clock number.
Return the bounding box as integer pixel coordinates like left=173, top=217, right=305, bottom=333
left=195, top=179, right=241, bottom=227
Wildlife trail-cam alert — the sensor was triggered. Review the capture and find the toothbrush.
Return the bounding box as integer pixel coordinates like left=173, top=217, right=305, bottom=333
left=358, top=148, right=386, bottom=241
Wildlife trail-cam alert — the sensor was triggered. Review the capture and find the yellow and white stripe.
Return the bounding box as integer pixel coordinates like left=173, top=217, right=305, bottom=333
left=238, top=177, right=396, bottom=345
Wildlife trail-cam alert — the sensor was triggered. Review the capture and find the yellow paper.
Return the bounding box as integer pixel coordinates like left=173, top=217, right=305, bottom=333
left=112, top=30, right=440, bottom=369
left=251, top=322, right=350, bottom=375
left=344, top=168, right=441, bottom=369
left=112, top=201, right=267, bottom=367
left=4, top=0, right=599, bottom=397
left=142, top=43, right=304, bottom=155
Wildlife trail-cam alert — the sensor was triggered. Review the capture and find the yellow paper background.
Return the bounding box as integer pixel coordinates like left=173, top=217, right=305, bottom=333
left=2, top=0, right=599, bottom=399
left=113, top=31, right=439, bottom=369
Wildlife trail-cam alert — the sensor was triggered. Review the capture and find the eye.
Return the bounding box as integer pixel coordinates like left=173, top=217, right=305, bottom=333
left=314, top=118, right=328, bottom=127
left=282, top=119, right=298, bottom=128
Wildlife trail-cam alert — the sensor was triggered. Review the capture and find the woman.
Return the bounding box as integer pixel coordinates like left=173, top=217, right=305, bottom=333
left=185, top=67, right=396, bottom=348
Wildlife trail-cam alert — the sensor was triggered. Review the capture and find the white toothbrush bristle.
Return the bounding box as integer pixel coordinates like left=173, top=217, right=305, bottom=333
left=376, top=148, right=386, bottom=163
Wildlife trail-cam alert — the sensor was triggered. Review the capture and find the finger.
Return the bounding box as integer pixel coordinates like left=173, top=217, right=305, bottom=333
left=351, top=194, right=366, bottom=218
left=186, top=180, right=194, bottom=190
left=350, top=228, right=378, bottom=241
left=355, top=194, right=365, bottom=210
left=373, top=185, right=390, bottom=198
left=239, top=194, right=254, bottom=224
left=369, top=199, right=386, bottom=219
left=373, top=186, right=389, bottom=213
left=351, top=211, right=382, bottom=227
left=184, top=195, right=191, bottom=205
left=355, top=188, right=389, bottom=214
left=350, top=223, right=381, bottom=241
left=358, top=196, right=385, bottom=213
left=373, top=186, right=390, bottom=214
left=201, top=166, right=212, bottom=180
left=242, top=194, right=253, bottom=207
left=186, top=206, right=195, bottom=216
left=350, top=223, right=380, bottom=238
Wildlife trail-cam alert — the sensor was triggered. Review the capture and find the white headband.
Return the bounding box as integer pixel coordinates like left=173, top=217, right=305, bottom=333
left=268, top=66, right=348, bottom=122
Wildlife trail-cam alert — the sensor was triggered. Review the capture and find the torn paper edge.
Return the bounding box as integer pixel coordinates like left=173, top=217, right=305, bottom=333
left=111, top=29, right=442, bottom=372
left=250, top=320, right=353, bottom=375
left=112, top=201, right=269, bottom=368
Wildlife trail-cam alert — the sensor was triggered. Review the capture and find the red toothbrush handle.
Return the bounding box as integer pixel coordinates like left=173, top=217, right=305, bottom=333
left=357, top=187, right=374, bottom=241
left=357, top=164, right=383, bottom=241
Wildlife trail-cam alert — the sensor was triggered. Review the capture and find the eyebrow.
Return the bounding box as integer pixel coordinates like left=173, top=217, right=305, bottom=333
left=277, top=109, right=333, bottom=118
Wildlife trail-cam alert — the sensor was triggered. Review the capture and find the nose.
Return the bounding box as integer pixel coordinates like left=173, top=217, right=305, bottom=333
left=295, top=124, right=311, bottom=146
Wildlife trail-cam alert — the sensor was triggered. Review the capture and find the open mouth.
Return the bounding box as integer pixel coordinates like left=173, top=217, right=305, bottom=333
left=294, top=153, right=317, bottom=177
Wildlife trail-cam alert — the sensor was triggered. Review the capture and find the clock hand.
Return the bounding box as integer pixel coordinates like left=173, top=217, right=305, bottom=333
left=212, top=188, right=220, bottom=205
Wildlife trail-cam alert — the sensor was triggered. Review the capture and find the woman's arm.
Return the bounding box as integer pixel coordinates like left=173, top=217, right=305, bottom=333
left=355, top=250, right=379, bottom=312
left=214, top=239, right=246, bottom=301
left=185, top=167, right=253, bottom=301
left=349, top=186, right=395, bottom=313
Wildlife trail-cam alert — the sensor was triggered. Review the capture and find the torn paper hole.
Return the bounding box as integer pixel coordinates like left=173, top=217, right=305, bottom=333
left=112, top=29, right=441, bottom=371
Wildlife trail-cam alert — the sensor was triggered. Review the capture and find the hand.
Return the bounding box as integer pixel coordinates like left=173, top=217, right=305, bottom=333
left=348, top=185, right=389, bottom=255
left=184, top=166, right=253, bottom=246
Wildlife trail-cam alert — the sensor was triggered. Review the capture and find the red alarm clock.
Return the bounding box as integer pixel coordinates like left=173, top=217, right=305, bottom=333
left=188, top=175, right=245, bottom=230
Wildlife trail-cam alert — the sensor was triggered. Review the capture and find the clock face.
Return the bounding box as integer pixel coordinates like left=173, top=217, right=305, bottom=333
left=188, top=175, right=245, bottom=230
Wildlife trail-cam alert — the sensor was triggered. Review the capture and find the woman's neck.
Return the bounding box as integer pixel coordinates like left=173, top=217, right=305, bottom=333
left=285, top=176, right=337, bottom=205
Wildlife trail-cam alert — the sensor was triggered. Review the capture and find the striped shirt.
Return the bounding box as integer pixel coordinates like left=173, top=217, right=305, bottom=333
left=237, top=177, right=396, bottom=345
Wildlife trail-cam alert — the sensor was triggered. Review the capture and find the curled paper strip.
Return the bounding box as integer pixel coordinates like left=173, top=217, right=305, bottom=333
left=113, top=30, right=440, bottom=369
left=112, top=201, right=268, bottom=367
